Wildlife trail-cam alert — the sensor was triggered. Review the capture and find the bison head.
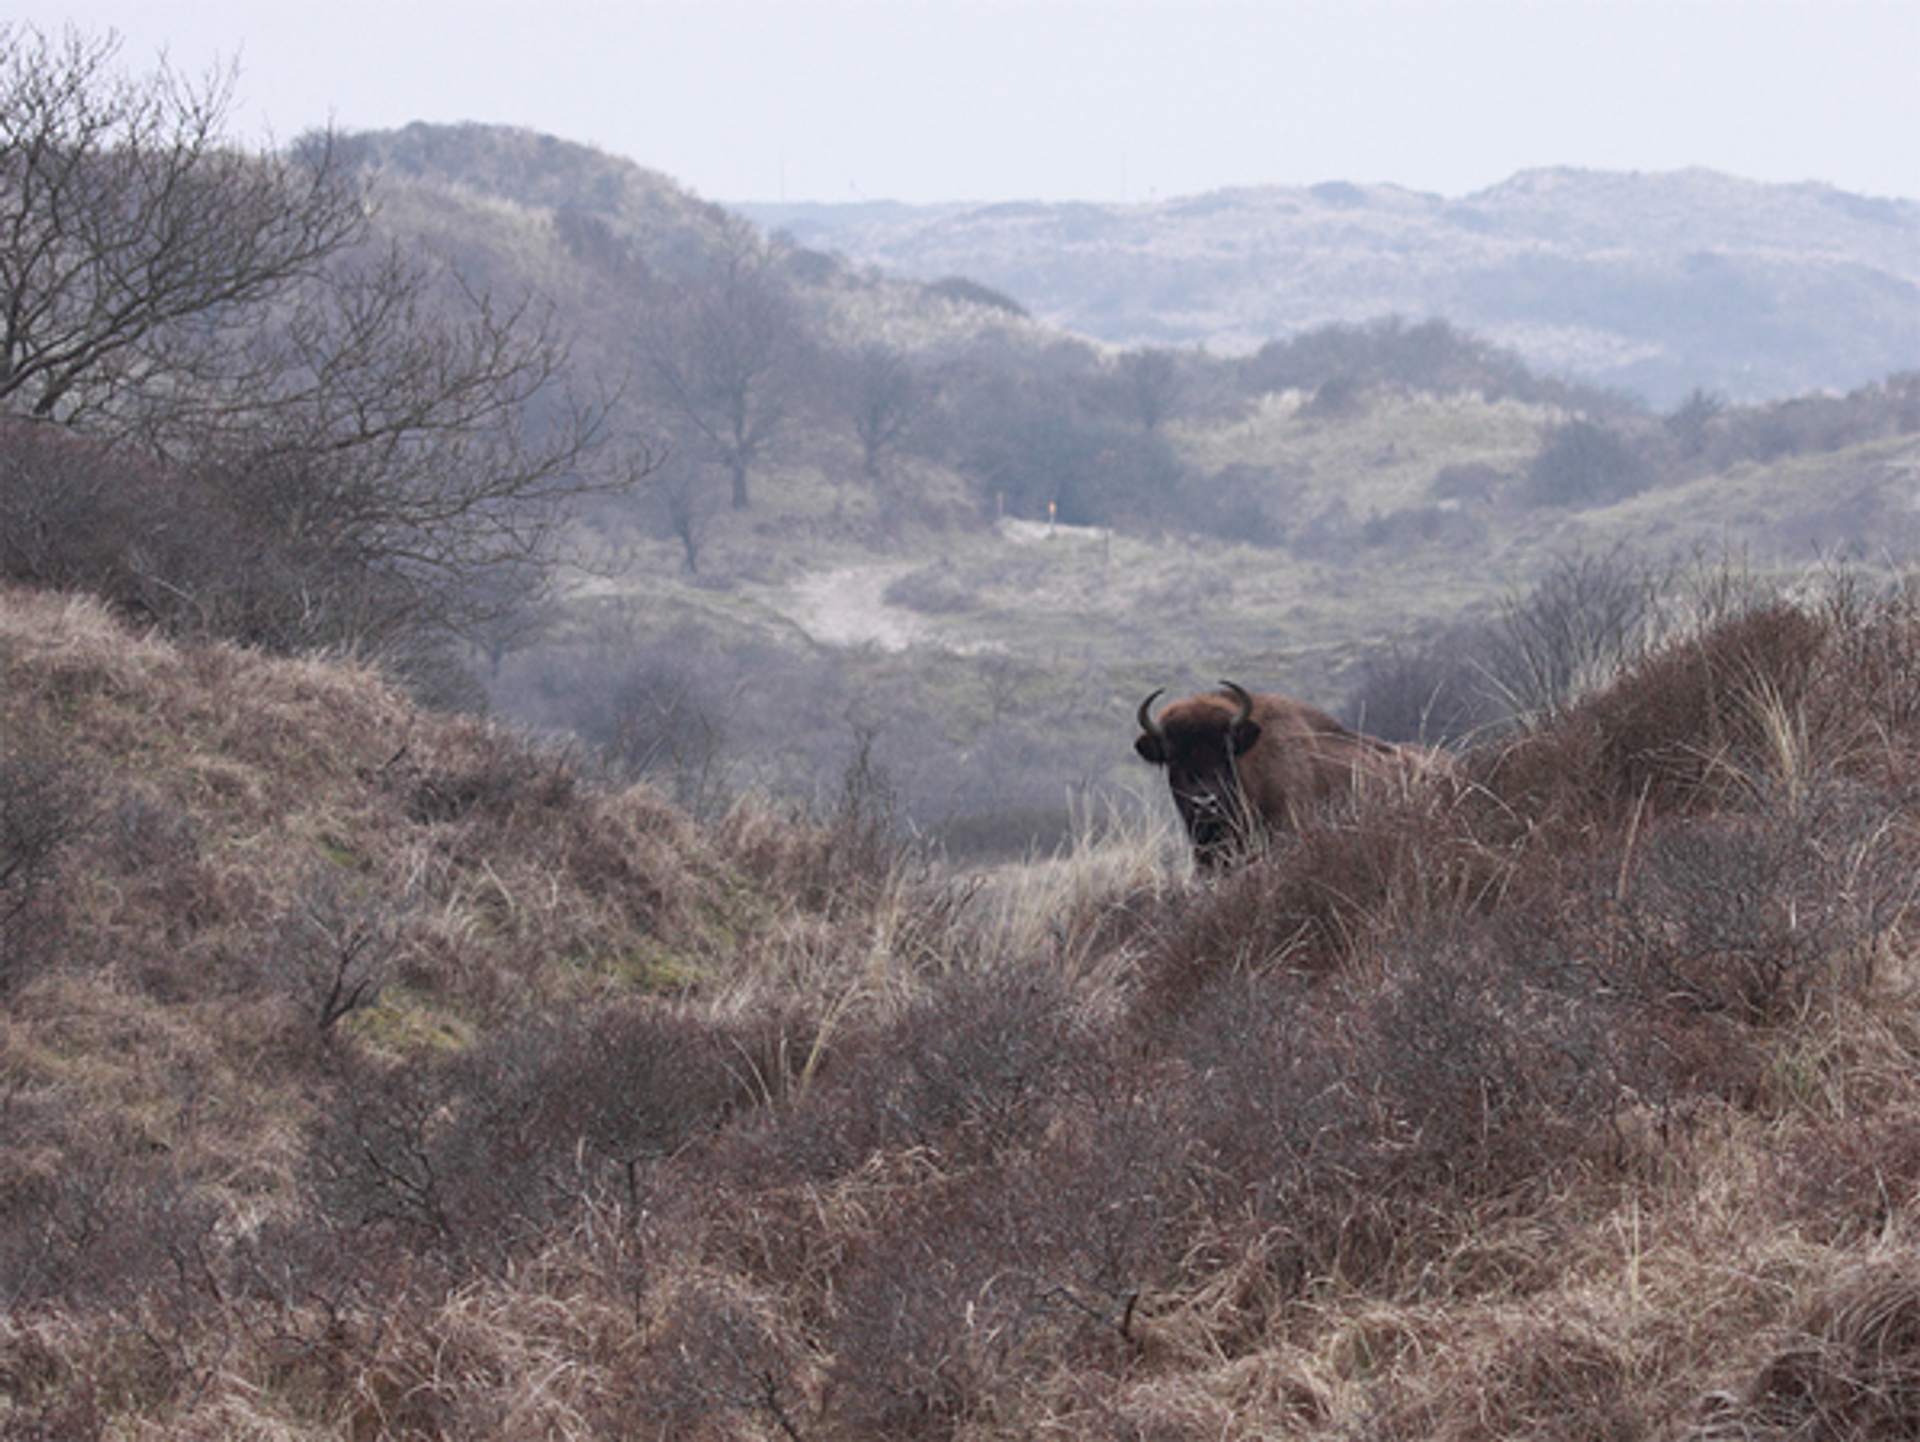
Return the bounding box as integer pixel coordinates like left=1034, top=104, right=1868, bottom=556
left=1135, top=681, right=1261, bottom=866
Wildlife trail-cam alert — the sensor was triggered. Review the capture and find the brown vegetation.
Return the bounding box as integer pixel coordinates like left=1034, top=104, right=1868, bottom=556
left=3, top=575, right=1919, bottom=1439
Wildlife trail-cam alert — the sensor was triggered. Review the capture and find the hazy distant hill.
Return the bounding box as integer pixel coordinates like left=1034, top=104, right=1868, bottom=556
left=739, top=169, right=1920, bottom=406
left=342, top=121, right=740, bottom=276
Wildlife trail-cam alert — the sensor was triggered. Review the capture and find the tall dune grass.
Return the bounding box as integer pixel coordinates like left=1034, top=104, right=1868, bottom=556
left=4, top=577, right=1918, bottom=1438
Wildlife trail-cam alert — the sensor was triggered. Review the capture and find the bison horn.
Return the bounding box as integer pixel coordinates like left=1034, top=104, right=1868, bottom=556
left=1136, top=688, right=1167, bottom=740
left=1219, top=680, right=1254, bottom=731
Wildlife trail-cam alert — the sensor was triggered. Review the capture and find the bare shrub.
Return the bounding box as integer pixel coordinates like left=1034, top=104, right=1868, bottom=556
left=1368, top=941, right=1580, bottom=1184
left=1342, top=626, right=1504, bottom=745
left=1131, top=830, right=1390, bottom=1019
left=311, top=1000, right=782, bottom=1260
left=665, top=974, right=1176, bottom=1434
left=596, top=654, right=731, bottom=815
left=1486, top=547, right=1662, bottom=721
left=720, top=724, right=908, bottom=911
left=96, top=786, right=199, bottom=874
left=1586, top=794, right=1906, bottom=1024
left=814, top=1083, right=1201, bottom=1440
left=1520, top=419, right=1655, bottom=509
left=1490, top=868, right=1768, bottom=1116
left=0, top=1125, right=223, bottom=1350
left=0, top=422, right=244, bottom=625
left=614, top=1270, right=817, bottom=1440
left=0, top=1323, right=109, bottom=1439
left=309, top=1051, right=467, bottom=1253
left=1179, top=935, right=1617, bottom=1267
left=1130, top=873, right=1761, bottom=1312
left=525, top=1001, right=795, bottom=1194
left=266, top=867, right=405, bottom=1031
left=1817, top=567, right=1920, bottom=744
left=819, top=1166, right=1034, bottom=1436
left=789, top=967, right=1089, bottom=1170
left=1780, top=1106, right=1920, bottom=1246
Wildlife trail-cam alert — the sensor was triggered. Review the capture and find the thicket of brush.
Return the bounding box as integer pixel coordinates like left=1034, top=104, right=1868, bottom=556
left=3, top=572, right=1919, bottom=1439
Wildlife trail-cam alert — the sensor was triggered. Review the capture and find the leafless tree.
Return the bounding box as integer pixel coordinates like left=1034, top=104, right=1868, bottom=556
left=0, top=25, right=366, bottom=426
left=1665, top=386, right=1726, bottom=459
left=847, top=343, right=927, bottom=479
left=646, top=447, right=723, bottom=573
left=0, top=25, right=645, bottom=663
left=1114, top=348, right=1181, bottom=432
left=646, top=218, right=804, bottom=509
left=178, top=246, right=627, bottom=650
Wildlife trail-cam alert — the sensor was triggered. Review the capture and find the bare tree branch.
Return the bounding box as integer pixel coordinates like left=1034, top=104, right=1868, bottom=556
left=0, top=26, right=654, bottom=669
left=0, top=25, right=366, bottom=426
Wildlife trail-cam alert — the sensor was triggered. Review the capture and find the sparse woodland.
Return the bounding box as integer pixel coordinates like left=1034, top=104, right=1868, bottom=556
left=4, top=26, right=1920, bottom=1441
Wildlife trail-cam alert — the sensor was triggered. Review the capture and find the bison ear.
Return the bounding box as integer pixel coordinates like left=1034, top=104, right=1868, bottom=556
left=1135, top=733, right=1168, bottom=765
left=1231, top=722, right=1262, bottom=756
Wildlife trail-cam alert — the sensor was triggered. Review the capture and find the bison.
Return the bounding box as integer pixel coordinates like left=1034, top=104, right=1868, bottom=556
left=1135, top=680, right=1451, bottom=867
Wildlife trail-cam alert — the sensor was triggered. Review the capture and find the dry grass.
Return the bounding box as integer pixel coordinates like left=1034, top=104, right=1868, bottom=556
left=5, top=579, right=1920, bottom=1439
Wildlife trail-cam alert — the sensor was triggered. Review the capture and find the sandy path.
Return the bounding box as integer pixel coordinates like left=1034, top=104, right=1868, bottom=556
left=781, top=564, right=930, bottom=650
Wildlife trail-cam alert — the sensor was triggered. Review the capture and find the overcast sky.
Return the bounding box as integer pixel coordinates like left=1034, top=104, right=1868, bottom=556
left=14, top=1, right=1920, bottom=205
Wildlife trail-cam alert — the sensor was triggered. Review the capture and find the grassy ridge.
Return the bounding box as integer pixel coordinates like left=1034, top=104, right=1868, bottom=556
left=4, top=573, right=1919, bottom=1437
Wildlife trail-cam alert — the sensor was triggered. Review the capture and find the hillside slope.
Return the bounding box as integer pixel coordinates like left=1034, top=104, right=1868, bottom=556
left=6, top=568, right=1920, bottom=1437
left=742, top=168, right=1920, bottom=404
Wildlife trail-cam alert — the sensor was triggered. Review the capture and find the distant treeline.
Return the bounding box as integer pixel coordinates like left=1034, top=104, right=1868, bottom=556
left=875, top=313, right=1920, bottom=537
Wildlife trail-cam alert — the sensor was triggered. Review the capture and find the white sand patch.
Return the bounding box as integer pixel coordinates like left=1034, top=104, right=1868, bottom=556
left=782, top=564, right=930, bottom=650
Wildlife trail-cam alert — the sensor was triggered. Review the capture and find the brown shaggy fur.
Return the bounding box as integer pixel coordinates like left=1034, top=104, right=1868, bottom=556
left=1137, top=684, right=1454, bottom=865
